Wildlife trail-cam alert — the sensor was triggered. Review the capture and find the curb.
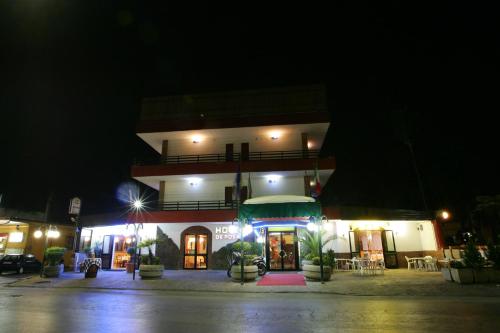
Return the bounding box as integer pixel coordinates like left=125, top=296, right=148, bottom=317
left=6, top=283, right=500, bottom=297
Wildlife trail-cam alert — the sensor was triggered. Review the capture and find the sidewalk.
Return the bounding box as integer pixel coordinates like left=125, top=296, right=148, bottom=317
left=7, top=269, right=500, bottom=297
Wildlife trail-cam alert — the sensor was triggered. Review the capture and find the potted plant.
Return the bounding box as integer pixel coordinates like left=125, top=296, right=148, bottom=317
left=449, top=260, right=474, bottom=284
left=126, top=247, right=136, bottom=273
left=229, top=241, right=258, bottom=282
left=93, top=241, right=103, bottom=258
left=137, top=239, right=163, bottom=279
left=299, top=229, right=336, bottom=272
left=43, top=247, right=66, bottom=278
left=301, top=253, right=315, bottom=267
left=486, top=242, right=500, bottom=283
left=463, top=241, right=487, bottom=283
left=441, top=263, right=453, bottom=282
left=83, top=245, right=93, bottom=258
left=303, top=256, right=333, bottom=281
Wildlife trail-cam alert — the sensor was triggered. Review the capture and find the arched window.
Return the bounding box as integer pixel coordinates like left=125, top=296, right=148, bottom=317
left=181, top=226, right=211, bottom=269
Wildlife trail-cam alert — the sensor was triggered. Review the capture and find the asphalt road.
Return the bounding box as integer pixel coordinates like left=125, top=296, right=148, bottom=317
left=1, top=286, right=499, bottom=333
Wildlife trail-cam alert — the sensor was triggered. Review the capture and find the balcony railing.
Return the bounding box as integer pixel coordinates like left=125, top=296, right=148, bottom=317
left=136, top=149, right=320, bottom=166
left=157, top=200, right=239, bottom=211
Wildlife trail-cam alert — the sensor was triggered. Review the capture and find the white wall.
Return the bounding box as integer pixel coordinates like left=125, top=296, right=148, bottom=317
left=325, top=220, right=438, bottom=254
left=164, top=130, right=303, bottom=156
left=162, top=175, right=306, bottom=201
left=164, top=179, right=229, bottom=201
left=139, top=123, right=330, bottom=156
left=419, top=221, right=438, bottom=251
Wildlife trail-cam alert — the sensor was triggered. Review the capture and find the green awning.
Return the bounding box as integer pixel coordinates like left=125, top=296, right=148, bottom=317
left=238, top=202, right=322, bottom=220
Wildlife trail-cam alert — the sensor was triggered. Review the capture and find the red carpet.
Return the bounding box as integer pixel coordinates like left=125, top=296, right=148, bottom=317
left=256, top=274, right=306, bottom=286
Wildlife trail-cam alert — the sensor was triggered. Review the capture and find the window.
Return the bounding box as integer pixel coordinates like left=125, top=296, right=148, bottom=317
left=184, top=234, right=208, bottom=269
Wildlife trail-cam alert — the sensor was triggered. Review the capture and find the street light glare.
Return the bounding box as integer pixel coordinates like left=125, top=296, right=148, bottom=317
left=441, top=211, right=450, bottom=220
left=133, top=200, right=143, bottom=209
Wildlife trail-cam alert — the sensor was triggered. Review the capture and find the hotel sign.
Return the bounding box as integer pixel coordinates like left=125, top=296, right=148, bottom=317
left=215, top=226, right=238, bottom=240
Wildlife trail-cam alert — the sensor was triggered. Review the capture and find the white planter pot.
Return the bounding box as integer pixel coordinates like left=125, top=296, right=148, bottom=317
left=139, top=265, right=164, bottom=279
left=441, top=268, right=453, bottom=282
left=231, top=265, right=258, bottom=281
left=450, top=268, right=474, bottom=284
left=303, top=264, right=332, bottom=281
left=301, top=260, right=314, bottom=269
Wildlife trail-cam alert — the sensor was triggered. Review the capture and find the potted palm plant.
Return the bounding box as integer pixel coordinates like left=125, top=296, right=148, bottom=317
left=229, top=241, right=259, bottom=282
left=138, top=238, right=163, bottom=279
left=43, top=247, right=66, bottom=278
left=449, top=260, right=474, bottom=284
left=299, top=230, right=335, bottom=280
left=464, top=241, right=487, bottom=283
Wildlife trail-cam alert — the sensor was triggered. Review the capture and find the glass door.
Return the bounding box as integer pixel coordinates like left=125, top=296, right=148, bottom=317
left=184, top=234, right=208, bottom=269
left=101, top=235, right=114, bottom=269
left=382, top=230, right=398, bottom=268
left=267, top=229, right=297, bottom=271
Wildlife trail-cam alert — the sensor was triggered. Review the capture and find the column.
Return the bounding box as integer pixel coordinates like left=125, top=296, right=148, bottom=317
left=161, top=140, right=168, bottom=164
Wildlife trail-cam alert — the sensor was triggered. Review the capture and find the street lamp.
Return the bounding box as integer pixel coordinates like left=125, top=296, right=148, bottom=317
left=34, top=225, right=61, bottom=277
left=128, top=198, right=145, bottom=280
left=133, top=200, right=143, bottom=210
left=308, top=215, right=332, bottom=284
left=231, top=217, right=252, bottom=285
left=126, top=222, right=143, bottom=280
left=440, top=210, right=450, bottom=220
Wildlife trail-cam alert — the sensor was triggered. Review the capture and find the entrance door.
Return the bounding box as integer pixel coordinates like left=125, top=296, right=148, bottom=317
left=266, top=229, right=298, bottom=271
left=101, top=235, right=114, bottom=269
left=382, top=230, right=398, bottom=268
left=183, top=234, right=208, bottom=269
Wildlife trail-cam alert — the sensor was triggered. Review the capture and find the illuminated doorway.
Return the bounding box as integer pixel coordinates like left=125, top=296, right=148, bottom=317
left=181, top=226, right=211, bottom=270
left=266, top=227, right=298, bottom=271
left=349, top=229, right=398, bottom=268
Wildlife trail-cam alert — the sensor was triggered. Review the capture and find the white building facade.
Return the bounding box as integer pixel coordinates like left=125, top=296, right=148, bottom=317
left=82, top=86, right=442, bottom=270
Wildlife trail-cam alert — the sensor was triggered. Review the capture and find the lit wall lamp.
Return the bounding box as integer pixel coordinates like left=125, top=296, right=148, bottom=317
left=270, top=131, right=280, bottom=140
left=186, top=177, right=202, bottom=186
left=266, top=175, right=281, bottom=184
left=192, top=135, right=201, bottom=143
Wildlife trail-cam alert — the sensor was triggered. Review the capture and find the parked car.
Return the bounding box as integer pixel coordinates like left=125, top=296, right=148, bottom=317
left=0, top=254, right=42, bottom=274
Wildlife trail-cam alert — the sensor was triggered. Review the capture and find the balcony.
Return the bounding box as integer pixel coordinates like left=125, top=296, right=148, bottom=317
left=132, top=151, right=335, bottom=178
left=133, top=200, right=239, bottom=223
left=156, top=200, right=239, bottom=211
left=135, top=149, right=320, bottom=166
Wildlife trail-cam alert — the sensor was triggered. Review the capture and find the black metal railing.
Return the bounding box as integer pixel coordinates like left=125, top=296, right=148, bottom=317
left=135, top=149, right=320, bottom=166
left=162, top=153, right=241, bottom=164
left=156, top=200, right=239, bottom=211
left=247, top=149, right=319, bottom=161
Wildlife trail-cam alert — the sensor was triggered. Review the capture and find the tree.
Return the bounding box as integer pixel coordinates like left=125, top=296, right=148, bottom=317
left=472, top=195, right=500, bottom=244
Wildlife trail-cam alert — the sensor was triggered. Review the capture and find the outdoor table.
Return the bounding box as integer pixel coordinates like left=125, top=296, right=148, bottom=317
left=409, top=257, right=426, bottom=270
left=81, top=258, right=102, bottom=273
left=334, top=258, right=353, bottom=271
left=352, top=258, right=384, bottom=275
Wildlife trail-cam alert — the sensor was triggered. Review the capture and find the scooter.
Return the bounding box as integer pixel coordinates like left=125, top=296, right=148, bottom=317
left=227, top=251, right=266, bottom=277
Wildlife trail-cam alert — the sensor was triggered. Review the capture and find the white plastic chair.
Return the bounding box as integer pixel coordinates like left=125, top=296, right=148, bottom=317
left=405, top=256, right=416, bottom=270
left=424, top=256, right=438, bottom=271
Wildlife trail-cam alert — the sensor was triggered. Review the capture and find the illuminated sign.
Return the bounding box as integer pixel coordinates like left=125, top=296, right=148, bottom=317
left=9, top=232, right=24, bottom=243
left=215, top=226, right=238, bottom=240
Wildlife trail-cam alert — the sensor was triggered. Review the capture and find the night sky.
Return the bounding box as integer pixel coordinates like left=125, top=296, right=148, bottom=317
left=1, top=2, right=498, bottom=224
